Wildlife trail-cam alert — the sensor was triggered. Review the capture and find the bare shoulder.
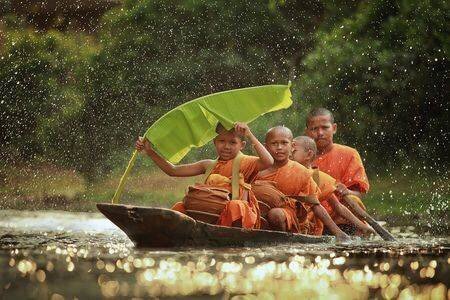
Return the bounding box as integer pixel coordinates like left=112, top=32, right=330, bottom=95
left=183, top=159, right=216, bottom=175
left=198, top=159, right=216, bottom=168
left=240, top=154, right=259, bottom=165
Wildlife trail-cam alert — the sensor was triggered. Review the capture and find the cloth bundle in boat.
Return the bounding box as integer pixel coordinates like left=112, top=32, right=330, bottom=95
left=183, top=184, right=231, bottom=213
left=252, top=180, right=307, bottom=223
left=183, top=184, right=231, bottom=223
left=252, top=180, right=288, bottom=217
left=175, top=153, right=261, bottom=228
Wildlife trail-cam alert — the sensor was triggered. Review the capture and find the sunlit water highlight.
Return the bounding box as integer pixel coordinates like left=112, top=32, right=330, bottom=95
left=0, top=210, right=448, bottom=299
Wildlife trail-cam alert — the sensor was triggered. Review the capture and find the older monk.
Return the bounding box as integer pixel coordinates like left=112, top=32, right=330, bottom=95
left=305, top=108, right=370, bottom=235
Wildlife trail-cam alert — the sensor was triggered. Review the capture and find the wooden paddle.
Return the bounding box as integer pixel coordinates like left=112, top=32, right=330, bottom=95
left=290, top=194, right=396, bottom=241
left=342, top=196, right=396, bottom=241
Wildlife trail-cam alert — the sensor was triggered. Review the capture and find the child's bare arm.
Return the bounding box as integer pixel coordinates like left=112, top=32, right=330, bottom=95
left=234, top=122, right=273, bottom=170
left=328, top=196, right=375, bottom=235
left=335, top=183, right=363, bottom=198
left=311, top=203, right=350, bottom=242
left=135, top=137, right=212, bottom=177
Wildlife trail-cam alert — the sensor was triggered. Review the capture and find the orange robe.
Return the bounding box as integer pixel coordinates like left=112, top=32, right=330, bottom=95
left=172, top=155, right=261, bottom=229
left=312, top=168, right=338, bottom=215
left=313, top=143, right=369, bottom=225
left=256, top=160, right=320, bottom=233
left=310, top=168, right=370, bottom=231
left=312, top=143, right=369, bottom=194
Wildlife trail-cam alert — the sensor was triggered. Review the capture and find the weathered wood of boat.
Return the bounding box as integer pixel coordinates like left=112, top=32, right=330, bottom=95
left=97, top=203, right=333, bottom=247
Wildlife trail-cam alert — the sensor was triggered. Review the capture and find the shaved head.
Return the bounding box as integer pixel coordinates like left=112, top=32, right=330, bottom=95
left=293, top=136, right=317, bottom=155
left=265, top=126, right=293, bottom=143
left=265, top=126, right=293, bottom=164
left=292, top=135, right=317, bottom=166
left=306, top=108, right=334, bottom=127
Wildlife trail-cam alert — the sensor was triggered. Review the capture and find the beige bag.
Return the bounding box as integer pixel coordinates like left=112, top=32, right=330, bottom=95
left=183, top=184, right=231, bottom=223
left=252, top=180, right=289, bottom=217
left=183, top=152, right=247, bottom=224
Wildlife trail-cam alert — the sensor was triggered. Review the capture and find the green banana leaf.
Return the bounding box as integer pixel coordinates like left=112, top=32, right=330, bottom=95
left=144, top=84, right=292, bottom=163
left=112, top=83, right=292, bottom=203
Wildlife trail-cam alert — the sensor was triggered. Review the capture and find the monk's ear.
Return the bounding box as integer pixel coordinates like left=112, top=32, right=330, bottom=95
left=307, top=150, right=315, bottom=161
left=332, top=123, right=337, bottom=134
left=240, top=140, right=247, bottom=150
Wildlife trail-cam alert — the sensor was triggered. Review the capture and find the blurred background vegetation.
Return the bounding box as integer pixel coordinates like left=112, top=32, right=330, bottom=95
left=0, top=0, right=448, bottom=222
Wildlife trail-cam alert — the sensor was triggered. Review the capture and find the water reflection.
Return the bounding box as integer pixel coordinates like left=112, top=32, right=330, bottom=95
left=0, top=211, right=448, bottom=299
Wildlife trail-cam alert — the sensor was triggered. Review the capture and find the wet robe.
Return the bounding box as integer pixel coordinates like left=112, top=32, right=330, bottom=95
left=312, top=143, right=369, bottom=224
left=312, top=168, right=338, bottom=215
left=172, top=154, right=261, bottom=229
left=255, top=160, right=320, bottom=233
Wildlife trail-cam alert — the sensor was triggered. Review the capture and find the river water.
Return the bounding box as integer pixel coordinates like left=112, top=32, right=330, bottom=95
left=0, top=210, right=448, bottom=299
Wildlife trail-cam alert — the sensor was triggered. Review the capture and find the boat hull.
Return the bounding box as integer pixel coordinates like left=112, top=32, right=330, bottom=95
left=97, top=203, right=333, bottom=247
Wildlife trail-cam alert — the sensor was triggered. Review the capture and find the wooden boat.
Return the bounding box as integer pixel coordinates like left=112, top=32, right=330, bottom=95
left=97, top=203, right=333, bottom=247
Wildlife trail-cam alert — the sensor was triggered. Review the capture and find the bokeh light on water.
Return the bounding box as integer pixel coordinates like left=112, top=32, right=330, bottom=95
left=0, top=211, right=448, bottom=299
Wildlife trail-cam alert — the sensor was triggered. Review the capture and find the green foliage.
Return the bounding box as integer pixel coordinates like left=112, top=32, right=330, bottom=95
left=0, top=0, right=448, bottom=181
left=1, top=1, right=323, bottom=179
left=0, top=16, right=97, bottom=170
left=75, top=0, right=322, bottom=178
left=298, top=0, right=449, bottom=172
left=0, top=0, right=12, bottom=15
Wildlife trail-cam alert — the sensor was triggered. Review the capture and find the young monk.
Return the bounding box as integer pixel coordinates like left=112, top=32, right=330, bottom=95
left=292, top=136, right=375, bottom=235
left=255, top=126, right=350, bottom=241
left=305, top=108, right=370, bottom=235
left=135, top=122, right=273, bottom=229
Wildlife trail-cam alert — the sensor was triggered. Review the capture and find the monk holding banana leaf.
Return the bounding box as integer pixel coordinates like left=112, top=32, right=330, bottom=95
left=114, top=84, right=292, bottom=230
left=136, top=122, right=273, bottom=229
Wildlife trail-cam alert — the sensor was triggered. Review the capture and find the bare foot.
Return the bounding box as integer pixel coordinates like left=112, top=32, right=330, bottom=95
left=358, top=225, right=376, bottom=237
left=336, top=233, right=352, bottom=243
left=363, top=225, right=376, bottom=235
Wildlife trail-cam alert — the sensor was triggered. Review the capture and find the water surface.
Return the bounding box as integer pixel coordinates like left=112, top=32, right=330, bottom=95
left=0, top=210, right=448, bottom=299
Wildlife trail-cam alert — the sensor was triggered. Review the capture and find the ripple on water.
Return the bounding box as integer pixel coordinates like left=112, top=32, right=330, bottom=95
left=0, top=210, right=448, bottom=299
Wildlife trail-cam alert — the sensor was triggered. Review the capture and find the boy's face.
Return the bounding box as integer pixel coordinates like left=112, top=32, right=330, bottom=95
left=291, top=142, right=311, bottom=166
left=265, top=130, right=292, bottom=163
left=213, top=130, right=245, bottom=160
left=305, top=115, right=336, bottom=151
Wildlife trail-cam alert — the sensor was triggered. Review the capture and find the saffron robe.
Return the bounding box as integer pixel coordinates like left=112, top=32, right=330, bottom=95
left=313, top=143, right=369, bottom=194
left=312, top=168, right=338, bottom=215
left=256, top=160, right=320, bottom=233
left=172, top=154, right=261, bottom=229
left=312, top=144, right=369, bottom=225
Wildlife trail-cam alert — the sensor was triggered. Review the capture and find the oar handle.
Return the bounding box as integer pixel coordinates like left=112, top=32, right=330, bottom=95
left=343, top=196, right=396, bottom=241
left=111, top=150, right=140, bottom=204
